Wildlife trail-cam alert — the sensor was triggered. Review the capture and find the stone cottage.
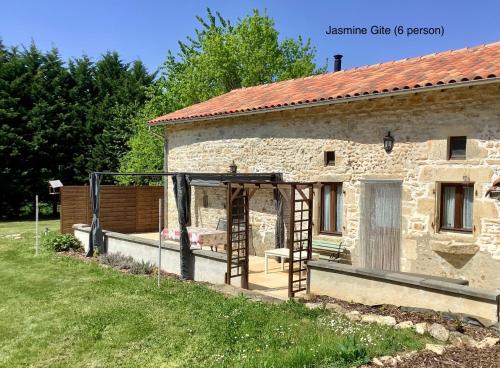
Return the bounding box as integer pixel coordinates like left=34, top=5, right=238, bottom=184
left=149, top=42, right=500, bottom=292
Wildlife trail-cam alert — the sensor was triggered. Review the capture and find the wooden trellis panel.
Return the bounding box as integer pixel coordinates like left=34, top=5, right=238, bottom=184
left=225, top=183, right=250, bottom=289
left=288, top=184, right=314, bottom=298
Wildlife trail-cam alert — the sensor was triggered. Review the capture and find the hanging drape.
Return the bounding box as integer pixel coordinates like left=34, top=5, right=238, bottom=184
left=172, top=173, right=192, bottom=279
left=443, top=186, right=456, bottom=228
left=87, top=172, right=103, bottom=257
left=336, top=186, right=343, bottom=232
left=463, top=186, right=473, bottom=229
left=273, top=188, right=285, bottom=250
left=323, top=185, right=331, bottom=232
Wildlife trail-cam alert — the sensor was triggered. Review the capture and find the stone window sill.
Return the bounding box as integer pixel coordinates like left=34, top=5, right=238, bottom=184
left=430, top=240, right=478, bottom=255
left=432, top=231, right=474, bottom=241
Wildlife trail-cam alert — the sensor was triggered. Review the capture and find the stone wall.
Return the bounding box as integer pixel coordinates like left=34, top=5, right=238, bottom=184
left=164, top=84, right=500, bottom=291
left=191, top=186, right=280, bottom=255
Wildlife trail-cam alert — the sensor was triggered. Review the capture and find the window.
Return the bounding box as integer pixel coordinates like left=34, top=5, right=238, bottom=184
left=320, top=183, right=343, bottom=234
left=448, top=136, right=466, bottom=160
left=440, top=183, right=474, bottom=232
left=324, top=151, right=335, bottom=166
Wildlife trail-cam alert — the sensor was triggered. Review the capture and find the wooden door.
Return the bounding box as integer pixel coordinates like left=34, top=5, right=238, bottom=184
left=360, top=181, right=401, bottom=271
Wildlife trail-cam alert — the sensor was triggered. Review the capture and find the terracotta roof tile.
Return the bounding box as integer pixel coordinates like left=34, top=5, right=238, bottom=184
left=150, top=41, right=500, bottom=125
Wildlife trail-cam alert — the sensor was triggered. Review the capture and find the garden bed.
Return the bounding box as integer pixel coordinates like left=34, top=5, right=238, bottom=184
left=362, top=345, right=500, bottom=367
left=311, top=294, right=500, bottom=341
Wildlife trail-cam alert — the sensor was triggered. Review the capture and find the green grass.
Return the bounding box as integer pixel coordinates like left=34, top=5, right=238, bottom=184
left=0, top=220, right=427, bottom=367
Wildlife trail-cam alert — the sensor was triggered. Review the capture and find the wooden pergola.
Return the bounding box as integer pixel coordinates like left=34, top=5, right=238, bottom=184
left=223, top=180, right=314, bottom=298
left=88, top=172, right=314, bottom=298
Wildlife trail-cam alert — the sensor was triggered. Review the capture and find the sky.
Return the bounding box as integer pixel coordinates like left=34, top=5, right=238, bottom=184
left=1, top=0, right=499, bottom=73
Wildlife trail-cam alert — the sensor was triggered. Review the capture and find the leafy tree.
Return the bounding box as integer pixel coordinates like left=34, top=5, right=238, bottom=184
left=118, top=91, right=165, bottom=185
left=0, top=42, right=154, bottom=217
left=67, top=55, right=97, bottom=182
left=27, top=47, right=75, bottom=213
left=88, top=52, right=153, bottom=177
left=0, top=43, right=23, bottom=216
left=0, top=43, right=43, bottom=217
left=120, top=9, right=324, bottom=182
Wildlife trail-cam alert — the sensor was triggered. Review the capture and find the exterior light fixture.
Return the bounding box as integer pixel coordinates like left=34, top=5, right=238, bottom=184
left=383, top=131, right=394, bottom=153
left=486, top=178, right=500, bottom=200
left=229, top=161, right=237, bottom=174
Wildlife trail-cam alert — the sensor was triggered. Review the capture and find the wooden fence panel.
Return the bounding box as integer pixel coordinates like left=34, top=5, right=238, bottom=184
left=60, top=185, right=163, bottom=234
left=60, top=186, right=90, bottom=234
left=135, top=186, right=163, bottom=233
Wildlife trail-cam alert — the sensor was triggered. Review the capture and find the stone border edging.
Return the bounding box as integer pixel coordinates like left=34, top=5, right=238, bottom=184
left=304, top=301, right=500, bottom=366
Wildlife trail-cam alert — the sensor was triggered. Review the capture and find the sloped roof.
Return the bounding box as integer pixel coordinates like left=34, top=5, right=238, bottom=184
left=149, top=41, right=500, bottom=125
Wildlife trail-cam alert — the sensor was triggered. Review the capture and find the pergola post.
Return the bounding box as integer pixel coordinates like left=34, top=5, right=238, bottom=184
left=287, top=184, right=296, bottom=298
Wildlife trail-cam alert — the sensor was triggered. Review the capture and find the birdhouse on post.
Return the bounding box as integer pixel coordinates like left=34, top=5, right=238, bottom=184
left=48, top=180, right=63, bottom=195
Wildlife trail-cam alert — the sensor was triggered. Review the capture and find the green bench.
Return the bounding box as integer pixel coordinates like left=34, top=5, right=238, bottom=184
left=312, top=239, right=346, bottom=262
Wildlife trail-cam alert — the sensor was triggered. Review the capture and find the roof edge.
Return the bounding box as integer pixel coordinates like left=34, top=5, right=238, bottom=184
left=148, top=77, right=500, bottom=127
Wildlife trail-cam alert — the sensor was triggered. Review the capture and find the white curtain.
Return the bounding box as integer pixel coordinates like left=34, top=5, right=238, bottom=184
left=323, top=185, right=331, bottom=231
left=336, top=186, right=343, bottom=232
left=443, top=186, right=455, bottom=228
left=463, top=187, right=473, bottom=229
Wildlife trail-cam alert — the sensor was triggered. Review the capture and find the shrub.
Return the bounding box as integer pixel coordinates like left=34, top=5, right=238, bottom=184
left=100, top=252, right=153, bottom=275
left=129, top=260, right=154, bottom=275
left=337, top=336, right=369, bottom=364
left=42, top=234, right=82, bottom=252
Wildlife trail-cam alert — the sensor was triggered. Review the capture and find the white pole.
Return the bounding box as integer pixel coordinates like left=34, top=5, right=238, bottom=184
left=158, top=198, right=162, bottom=288
left=35, top=195, right=39, bottom=255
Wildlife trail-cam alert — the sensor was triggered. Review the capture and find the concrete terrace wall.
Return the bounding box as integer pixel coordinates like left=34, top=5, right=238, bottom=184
left=308, top=260, right=500, bottom=323
left=165, top=84, right=500, bottom=291
left=73, top=224, right=240, bottom=287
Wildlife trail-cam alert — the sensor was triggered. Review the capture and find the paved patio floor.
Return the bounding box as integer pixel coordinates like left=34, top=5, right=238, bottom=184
left=248, top=255, right=290, bottom=300
left=131, top=232, right=296, bottom=300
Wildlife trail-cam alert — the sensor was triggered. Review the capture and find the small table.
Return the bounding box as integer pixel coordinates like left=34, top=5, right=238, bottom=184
left=162, top=227, right=226, bottom=251
left=264, top=248, right=319, bottom=274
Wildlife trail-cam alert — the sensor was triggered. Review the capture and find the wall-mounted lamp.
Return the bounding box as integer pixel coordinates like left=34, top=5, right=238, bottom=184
left=229, top=160, right=237, bottom=174
left=486, top=178, right=500, bottom=200
left=383, top=131, right=394, bottom=153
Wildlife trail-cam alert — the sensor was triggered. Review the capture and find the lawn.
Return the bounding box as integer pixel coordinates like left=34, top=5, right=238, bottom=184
left=0, top=220, right=427, bottom=367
